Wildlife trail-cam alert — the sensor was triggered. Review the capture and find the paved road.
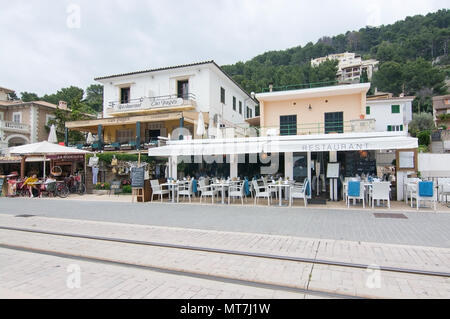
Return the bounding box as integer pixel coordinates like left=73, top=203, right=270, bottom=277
left=0, top=198, right=449, bottom=248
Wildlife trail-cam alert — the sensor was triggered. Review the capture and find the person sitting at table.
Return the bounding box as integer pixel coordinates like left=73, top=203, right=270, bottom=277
left=44, top=174, right=57, bottom=194
left=23, top=174, right=39, bottom=198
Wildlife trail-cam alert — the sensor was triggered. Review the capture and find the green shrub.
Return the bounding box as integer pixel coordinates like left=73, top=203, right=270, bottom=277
left=417, top=130, right=431, bottom=146
left=94, top=182, right=111, bottom=190
left=122, top=185, right=132, bottom=194
left=408, top=113, right=435, bottom=137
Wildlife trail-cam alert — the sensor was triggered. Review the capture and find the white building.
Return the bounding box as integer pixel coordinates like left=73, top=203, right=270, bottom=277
left=366, top=94, right=414, bottom=133
left=311, top=52, right=379, bottom=83
left=97, top=61, right=257, bottom=131
left=66, top=61, right=258, bottom=152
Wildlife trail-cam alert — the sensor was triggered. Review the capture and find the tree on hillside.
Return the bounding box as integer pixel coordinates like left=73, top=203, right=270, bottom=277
left=47, top=98, right=93, bottom=143
left=372, top=61, right=404, bottom=95
left=85, top=84, right=103, bottom=113
left=42, top=86, right=85, bottom=108
left=408, top=113, right=435, bottom=137
left=20, top=92, right=39, bottom=102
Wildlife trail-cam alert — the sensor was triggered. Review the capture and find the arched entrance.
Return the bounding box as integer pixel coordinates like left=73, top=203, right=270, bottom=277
left=7, top=135, right=29, bottom=147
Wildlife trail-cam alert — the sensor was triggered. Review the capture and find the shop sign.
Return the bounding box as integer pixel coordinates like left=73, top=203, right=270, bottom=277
left=298, top=143, right=370, bottom=152
left=47, top=154, right=85, bottom=161
left=150, top=98, right=184, bottom=108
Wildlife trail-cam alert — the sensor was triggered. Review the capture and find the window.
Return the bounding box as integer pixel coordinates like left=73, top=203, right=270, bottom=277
left=46, top=114, right=56, bottom=126
left=324, top=112, right=343, bottom=134
left=0, top=112, right=4, bottom=121
left=280, top=115, right=297, bottom=136
left=233, top=97, right=236, bottom=111
left=239, top=101, right=242, bottom=115
left=116, top=129, right=133, bottom=144
left=445, top=99, right=450, bottom=105
left=220, top=87, right=226, bottom=104
left=391, top=105, right=400, bottom=114
left=177, top=80, right=189, bottom=99
left=120, top=87, right=130, bottom=104
left=366, top=106, right=370, bottom=115
left=12, top=112, right=22, bottom=123
left=387, top=125, right=403, bottom=132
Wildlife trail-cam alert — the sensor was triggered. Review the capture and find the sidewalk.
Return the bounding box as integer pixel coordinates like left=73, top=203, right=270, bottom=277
left=51, top=194, right=450, bottom=213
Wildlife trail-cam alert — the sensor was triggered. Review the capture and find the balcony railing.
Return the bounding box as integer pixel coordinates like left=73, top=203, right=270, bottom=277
left=0, top=120, right=30, bottom=133
left=261, top=81, right=339, bottom=93
left=246, top=119, right=376, bottom=137
left=106, top=93, right=197, bottom=114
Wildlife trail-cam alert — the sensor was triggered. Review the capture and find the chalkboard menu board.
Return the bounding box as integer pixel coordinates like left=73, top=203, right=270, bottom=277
left=0, top=178, right=4, bottom=196
left=131, top=167, right=145, bottom=188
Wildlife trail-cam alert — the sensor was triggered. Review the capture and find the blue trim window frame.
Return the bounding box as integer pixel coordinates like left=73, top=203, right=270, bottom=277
left=280, top=115, right=297, bottom=136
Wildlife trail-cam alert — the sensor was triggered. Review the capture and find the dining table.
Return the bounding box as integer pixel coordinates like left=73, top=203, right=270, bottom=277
left=211, top=181, right=231, bottom=204
left=160, top=180, right=188, bottom=203
left=268, top=182, right=292, bottom=207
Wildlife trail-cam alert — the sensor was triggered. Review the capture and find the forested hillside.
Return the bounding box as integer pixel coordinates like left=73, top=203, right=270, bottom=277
left=222, top=9, right=450, bottom=113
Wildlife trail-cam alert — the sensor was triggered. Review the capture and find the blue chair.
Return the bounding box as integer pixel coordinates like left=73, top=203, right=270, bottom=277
left=347, top=181, right=365, bottom=208
left=414, top=181, right=436, bottom=211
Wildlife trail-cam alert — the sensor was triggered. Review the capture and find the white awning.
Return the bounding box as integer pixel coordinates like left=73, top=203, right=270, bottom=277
left=418, top=153, right=450, bottom=178
left=148, top=132, right=418, bottom=157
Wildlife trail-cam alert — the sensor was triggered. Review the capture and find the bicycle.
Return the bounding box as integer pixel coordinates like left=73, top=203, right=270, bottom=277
left=40, top=182, right=70, bottom=198
left=65, top=175, right=86, bottom=195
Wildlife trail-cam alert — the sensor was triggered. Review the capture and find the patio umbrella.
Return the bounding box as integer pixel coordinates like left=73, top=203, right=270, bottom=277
left=86, top=132, right=95, bottom=144
left=9, top=141, right=91, bottom=179
left=48, top=124, right=58, bottom=144
left=216, top=119, right=223, bottom=139
left=208, top=119, right=216, bottom=139
left=196, top=113, right=205, bottom=138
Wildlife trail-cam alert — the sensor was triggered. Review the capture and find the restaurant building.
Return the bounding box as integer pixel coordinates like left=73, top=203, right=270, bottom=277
left=149, top=83, right=418, bottom=201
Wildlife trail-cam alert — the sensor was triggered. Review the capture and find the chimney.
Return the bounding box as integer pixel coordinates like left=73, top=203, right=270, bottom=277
left=58, top=101, right=68, bottom=109
left=268, top=83, right=274, bottom=92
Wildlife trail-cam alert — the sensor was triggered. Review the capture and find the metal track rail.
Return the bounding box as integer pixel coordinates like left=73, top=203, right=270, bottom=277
left=1, top=225, right=449, bottom=278
left=0, top=243, right=360, bottom=300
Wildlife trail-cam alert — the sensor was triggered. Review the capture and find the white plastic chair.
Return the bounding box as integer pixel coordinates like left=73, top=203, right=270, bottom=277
left=199, top=179, right=218, bottom=204
left=228, top=182, right=245, bottom=205
left=151, top=180, right=170, bottom=202
left=438, top=178, right=450, bottom=203
left=370, top=182, right=391, bottom=209
left=290, top=179, right=309, bottom=207
left=252, top=180, right=271, bottom=206
left=177, top=179, right=194, bottom=203
left=263, top=178, right=278, bottom=200
left=412, top=181, right=437, bottom=211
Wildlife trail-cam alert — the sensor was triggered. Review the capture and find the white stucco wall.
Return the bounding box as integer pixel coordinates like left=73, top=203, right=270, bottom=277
left=98, top=63, right=256, bottom=128
left=366, top=99, right=413, bottom=132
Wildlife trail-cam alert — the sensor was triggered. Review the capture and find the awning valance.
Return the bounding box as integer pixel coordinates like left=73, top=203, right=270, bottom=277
left=148, top=132, right=418, bottom=157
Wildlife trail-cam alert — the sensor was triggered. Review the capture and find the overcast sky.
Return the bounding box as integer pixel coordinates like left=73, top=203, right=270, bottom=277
left=0, top=0, right=448, bottom=96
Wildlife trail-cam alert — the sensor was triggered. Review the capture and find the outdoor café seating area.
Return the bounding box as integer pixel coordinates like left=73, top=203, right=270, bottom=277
left=149, top=176, right=309, bottom=207
left=147, top=174, right=450, bottom=212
